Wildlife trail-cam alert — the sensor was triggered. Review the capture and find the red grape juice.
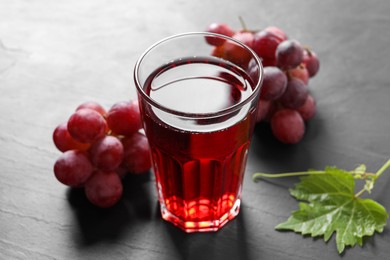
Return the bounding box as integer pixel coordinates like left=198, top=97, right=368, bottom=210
left=140, top=56, right=259, bottom=232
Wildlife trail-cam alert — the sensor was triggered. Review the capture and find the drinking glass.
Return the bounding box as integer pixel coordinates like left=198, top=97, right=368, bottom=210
left=134, top=32, right=263, bottom=232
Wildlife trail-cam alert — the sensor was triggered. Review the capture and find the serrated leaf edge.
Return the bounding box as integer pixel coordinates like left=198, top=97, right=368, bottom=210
left=276, top=197, right=388, bottom=254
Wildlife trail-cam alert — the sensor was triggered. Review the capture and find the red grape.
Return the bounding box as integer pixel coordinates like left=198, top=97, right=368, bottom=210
left=53, top=123, right=90, bottom=152
left=223, top=31, right=254, bottom=67
left=205, top=23, right=235, bottom=46
left=264, top=26, right=288, bottom=41
left=211, top=45, right=225, bottom=58
left=288, top=65, right=309, bottom=85
left=260, top=66, right=288, bottom=101
left=67, top=108, right=107, bottom=143
left=276, top=39, right=304, bottom=70
left=303, top=49, right=320, bottom=77
left=252, top=30, right=284, bottom=60
left=297, top=94, right=316, bottom=120
left=233, top=31, right=254, bottom=48
left=263, top=101, right=280, bottom=122
left=261, top=58, right=277, bottom=67
left=271, top=109, right=305, bottom=144
left=122, top=132, right=152, bottom=174
left=89, top=135, right=124, bottom=171
left=85, top=170, right=123, bottom=208
left=256, top=99, right=272, bottom=122
left=246, top=58, right=261, bottom=84
left=54, top=150, right=93, bottom=187
left=76, top=101, right=107, bottom=118
left=279, top=78, right=308, bottom=108
left=116, top=165, right=128, bottom=179
left=107, top=100, right=142, bottom=136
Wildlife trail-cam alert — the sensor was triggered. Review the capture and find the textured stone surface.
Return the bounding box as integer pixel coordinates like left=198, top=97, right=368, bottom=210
left=1, top=0, right=390, bottom=259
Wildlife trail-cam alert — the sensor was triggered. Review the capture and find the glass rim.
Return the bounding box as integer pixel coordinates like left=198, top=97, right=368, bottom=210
left=133, top=31, right=263, bottom=118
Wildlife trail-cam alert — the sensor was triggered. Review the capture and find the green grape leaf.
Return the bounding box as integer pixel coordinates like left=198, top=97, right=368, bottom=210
left=276, top=167, right=388, bottom=254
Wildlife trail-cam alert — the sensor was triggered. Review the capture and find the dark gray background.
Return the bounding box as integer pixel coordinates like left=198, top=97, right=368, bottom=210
left=1, top=0, right=389, bottom=259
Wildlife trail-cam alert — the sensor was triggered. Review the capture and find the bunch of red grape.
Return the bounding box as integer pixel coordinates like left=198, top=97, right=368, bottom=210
left=206, top=23, right=320, bottom=144
left=52, top=101, right=152, bottom=208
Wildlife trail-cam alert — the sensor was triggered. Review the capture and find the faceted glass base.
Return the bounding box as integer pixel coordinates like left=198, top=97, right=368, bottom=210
left=160, top=197, right=241, bottom=233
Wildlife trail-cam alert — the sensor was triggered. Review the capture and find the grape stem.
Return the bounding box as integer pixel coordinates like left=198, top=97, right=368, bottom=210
left=375, top=159, right=390, bottom=179
left=354, top=159, right=390, bottom=197
left=303, top=45, right=313, bottom=56
left=252, top=159, right=390, bottom=197
left=252, top=170, right=326, bottom=182
left=238, top=16, right=248, bottom=31
left=354, top=187, right=370, bottom=198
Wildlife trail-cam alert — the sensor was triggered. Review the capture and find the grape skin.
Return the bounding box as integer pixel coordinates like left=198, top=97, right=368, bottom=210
left=211, top=45, right=225, bottom=58
left=261, top=58, right=277, bottom=67
left=205, top=23, right=235, bottom=46
left=107, top=100, right=142, bottom=136
left=223, top=31, right=254, bottom=67
left=252, top=30, right=284, bottom=60
left=276, top=40, right=304, bottom=70
left=264, top=26, right=288, bottom=41
left=53, top=123, right=90, bottom=152
left=260, top=66, right=288, bottom=101
left=271, top=109, right=305, bottom=144
left=279, top=78, right=308, bottom=109
left=76, top=101, right=107, bottom=117
left=303, top=49, right=320, bottom=77
left=122, top=132, right=152, bottom=174
left=67, top=108, right=107, bottom=143
left=89, top=135, right=124, bottom=171
left=85, top=170, right=123, bottom=208
left=256, top=99, right=272, bottom=122
left=297, top=94, right=316, bottom=120
left=54, top=150, right=93, bottom=187
left=288, top=65, right=309, bottom=85
left=246, top=58, right=261, bottom=84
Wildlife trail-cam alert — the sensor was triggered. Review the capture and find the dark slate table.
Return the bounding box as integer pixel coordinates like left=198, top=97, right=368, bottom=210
left=1, top=0, right=389, bottom=259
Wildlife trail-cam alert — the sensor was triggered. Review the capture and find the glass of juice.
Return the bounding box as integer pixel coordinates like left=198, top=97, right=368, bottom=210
left=134, top=32, right=263, bottom=232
